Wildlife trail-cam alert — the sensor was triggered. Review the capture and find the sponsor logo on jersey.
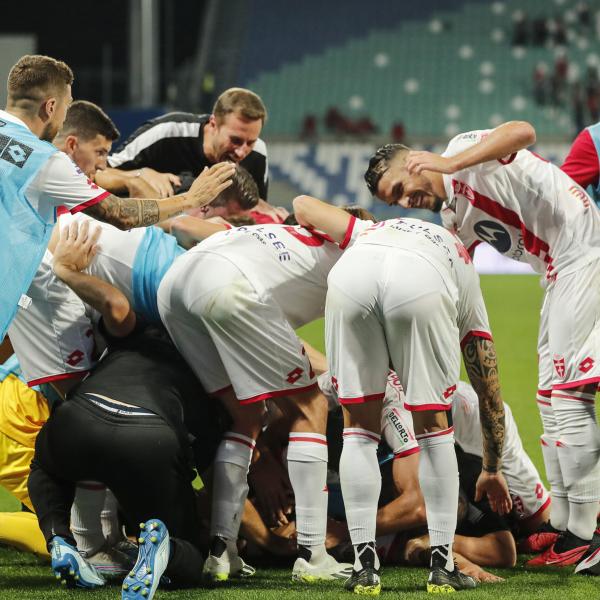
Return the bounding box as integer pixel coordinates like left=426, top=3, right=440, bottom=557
left=579, top=357, right=595, bottom=373
left=66, top=349, right=85, bottom=366
left=0, top=136, right=33, bottom=168
left=568, top=185, right=591, bottom=209
left=473, top=220, right=512, bottom=253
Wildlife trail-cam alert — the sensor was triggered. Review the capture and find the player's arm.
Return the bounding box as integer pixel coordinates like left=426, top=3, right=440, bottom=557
left=83, top=162, right=235, bottom=230
left=461, top=335, right=512, bottom=515
left=376, top=453, right=427, bottom=535
left=95, top=167, right=182, bottom=198
left=292, top=195, right=352, bottom=243
left=406, top=121, right=537, bottom=174
left=160, top=215, right=229, bottom=249
left=52, top=220, right=135, bottom=338
left=453, top=530, right=517, bottom=568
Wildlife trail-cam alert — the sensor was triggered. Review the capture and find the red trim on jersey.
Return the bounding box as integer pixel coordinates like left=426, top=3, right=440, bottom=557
left=467, top=240, right=481, bottom=255
left=416, top=426, right=454, bottom=440
left=498, top=152, right=517, bottom=165
left=521, top=495, right=551, bottom=523
left=561, top=129, right=599, bottom=188
left=537, top=389, right=552, bottom=398
left=223, top=223, right=233, bottom=230
left=70, top=191, right=111, bottom=214
left=342, top=430, right=381, bottom=443
left=56, top=205, right=69, bottom=217
left=288, top=435, right=328, bottom=445
left=393, top=446, right=420, bottom=459
left=540, top=438, right=549, bottom=446
left=405, top=402, right=452, bottom=412
left=460, top=330, right=493, bottom=350
left=339, top=216, right=357, bottom=250
left=454, top=182, right=553, bottom=264
left=552, top=391, right=595, bottom=404
left=238, top=382, right=319, bottom=405
left=339, top=391, right=385, bottom=405
left=552, top=376, right=600, bottom=390
left=224, top=435, right=256, bottom=449
left=28, top=370, right=89, bottom=388
left=210, top=384, right=233, bottom=396
left=536, top=399, right=551, bottom=407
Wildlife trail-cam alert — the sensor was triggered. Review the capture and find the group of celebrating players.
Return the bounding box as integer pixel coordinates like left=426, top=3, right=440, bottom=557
left=1, top=53, right=599, bottom=599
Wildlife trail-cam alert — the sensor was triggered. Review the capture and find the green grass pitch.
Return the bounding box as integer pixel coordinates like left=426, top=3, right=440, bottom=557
left=0, top=275, right=596, bottom=598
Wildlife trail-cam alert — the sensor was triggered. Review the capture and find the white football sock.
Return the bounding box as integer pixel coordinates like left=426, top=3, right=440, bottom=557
left=417, top=426, right=458, bottom=572
left=287, top=432, right=328, bottom=561
left=339, top=428, right=381, bottom=570
left=552, top=390, right=600, bottom=541
left=211, top=432, right=255, bottom=542
left=538, top=397, right=568, bottom=530
left=101, top=489, right=122, bottom=546
left=70, top=483, right=108, bottom=555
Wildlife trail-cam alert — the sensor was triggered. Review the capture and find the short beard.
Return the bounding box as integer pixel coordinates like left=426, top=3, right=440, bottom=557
left=40, top=122, right=58, bottom=143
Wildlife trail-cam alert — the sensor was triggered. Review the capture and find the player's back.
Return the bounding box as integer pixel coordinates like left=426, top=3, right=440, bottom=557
left=193, top=222, right=364, bottom=327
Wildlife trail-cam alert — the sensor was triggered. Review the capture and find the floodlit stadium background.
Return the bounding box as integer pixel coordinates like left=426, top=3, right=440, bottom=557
left=1, top=3, right=599, bottom=595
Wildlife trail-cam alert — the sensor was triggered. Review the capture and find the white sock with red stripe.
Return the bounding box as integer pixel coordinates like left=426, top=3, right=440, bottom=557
left=552, top=390, right=600, bottom=541
left=417, top=427, right=458, bottom=572
left=538, top=396, right=569, bottom=530
left=70, top=483, right=108, bottom=555
left=287, top=432, right=328, bottom=561
left=211, top=432, right=255, bottom=541
left=340, top=428, right=381, bottom=570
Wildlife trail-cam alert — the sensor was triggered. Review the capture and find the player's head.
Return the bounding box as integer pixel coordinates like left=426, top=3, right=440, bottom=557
left=204, top=88, right=267, bottom=163
left=54, top=100, right=120, bottom=178
left=340, top=205, right=377, bottom=222
left=193, top=165, right=259, bottom=219
left=7, top=55, right=74, bottom=142
left=365, top=144, right=443, bottom=213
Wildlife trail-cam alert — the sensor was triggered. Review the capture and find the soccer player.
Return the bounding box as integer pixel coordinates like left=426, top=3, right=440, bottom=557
left=156, top=208, right=377, bottom=583
left=0, top=54, right=235, bottom=341
left=364, top=121, right=600, bottom=571
left=107, top=87, right=269, bottom=198
left=28, top=221, right=228, bottom=597
left=293, top=195, right=511, bottom=593
left=561, top=120, right=600, bottom=204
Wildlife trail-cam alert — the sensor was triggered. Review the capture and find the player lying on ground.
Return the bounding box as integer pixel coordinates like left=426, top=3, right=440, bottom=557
left=364, top=121, right=600, bottom=573
left=293, top=195, right=511, bottom=594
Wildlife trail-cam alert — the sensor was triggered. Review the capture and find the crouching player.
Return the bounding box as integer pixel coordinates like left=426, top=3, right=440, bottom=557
left=293, top=196, right=511, bottom=593
left=27, top=221, right=226, bottom=599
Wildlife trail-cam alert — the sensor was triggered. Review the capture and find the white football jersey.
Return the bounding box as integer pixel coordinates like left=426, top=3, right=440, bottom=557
left=441, top=129, right=600, bottom=279
left=352, top=218, right=491, bottom=344
left=192, top=218, right=373, bottom=328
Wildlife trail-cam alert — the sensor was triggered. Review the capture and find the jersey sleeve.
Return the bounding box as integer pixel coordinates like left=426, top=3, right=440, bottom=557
left=561, top=128, right=599, bottom=189
left=32, top=152, right=110, bottom=214
left=457, top=268, right=493, bottom=348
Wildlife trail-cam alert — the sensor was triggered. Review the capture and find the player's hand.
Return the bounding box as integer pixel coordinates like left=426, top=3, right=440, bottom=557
left=248, top=452, right=294, bottom=527
left=405, top=151, right=457, bottom=175
left=138, top=168, right=181, bottom=198
left=459, top=562, right=504, bottom=584
left=475, top=470, right=512, bottom=516
left=124, top=172, right=160, bottom=199
left=53, top=219, right=101, bottom=277
left=187, top=162, right=235, bottom=209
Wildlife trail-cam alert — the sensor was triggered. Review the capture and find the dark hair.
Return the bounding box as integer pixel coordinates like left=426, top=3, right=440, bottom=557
left=364, top=143, right=411, bottom=195
left=341, top=205, right=377, bottom=222
left=212, top=165, right=259, bottom=210
left=225, top=214, right=257, bottom=227
left=213, top=87, right=267, bottom=124
left=7, top=55, right=73, bottom=106
left=58, top=100, right=120, bottom=142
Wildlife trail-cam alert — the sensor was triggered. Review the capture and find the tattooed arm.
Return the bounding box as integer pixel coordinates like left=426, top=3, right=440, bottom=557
left=462, top=335, right=512, bottom=515
left=83, top=162, right=235, bottom=230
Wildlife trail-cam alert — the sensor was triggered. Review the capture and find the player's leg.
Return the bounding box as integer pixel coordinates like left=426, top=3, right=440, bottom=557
left=533, top=262, right=600, bottom=568
left=384, top=251, right=475, bottom=592
left=326, top=246, right=390, bottom=594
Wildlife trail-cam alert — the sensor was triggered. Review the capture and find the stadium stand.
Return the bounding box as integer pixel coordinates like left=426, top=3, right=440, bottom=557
left=240, top=0, right=600, bottom=138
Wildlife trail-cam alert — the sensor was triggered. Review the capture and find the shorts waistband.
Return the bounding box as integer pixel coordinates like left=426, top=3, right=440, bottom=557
left=84, top=393, right=157, bottom=417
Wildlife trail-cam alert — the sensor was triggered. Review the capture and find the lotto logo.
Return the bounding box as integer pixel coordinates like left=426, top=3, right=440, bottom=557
left=553, top=357, right=565, bottom=378
left=66, top=349, right=85, bottom=366
left=331, top=376, right=339, bottom=391
left=535, top=483, right=544, bottom=499
left=286, top=367, right=304, bottom=384
left=579, top=357, right=595, bottom=373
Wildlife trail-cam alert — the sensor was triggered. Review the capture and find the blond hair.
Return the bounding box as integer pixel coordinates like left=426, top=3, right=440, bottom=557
left=213, top=87, right=267, bottom=124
